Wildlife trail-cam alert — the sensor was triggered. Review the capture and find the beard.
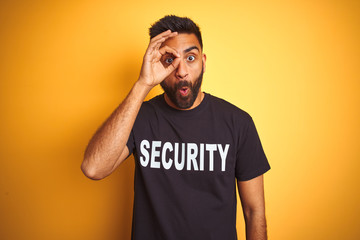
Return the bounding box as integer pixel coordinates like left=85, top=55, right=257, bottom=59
left=160, top=67, right=204, bottom=110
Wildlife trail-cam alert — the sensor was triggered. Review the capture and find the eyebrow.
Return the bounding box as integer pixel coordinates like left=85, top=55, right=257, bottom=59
left=184, top=46, right=200, bottom=53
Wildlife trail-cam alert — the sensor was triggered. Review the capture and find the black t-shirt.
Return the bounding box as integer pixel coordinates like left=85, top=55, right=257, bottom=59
left=126, top=93, right=270, bottom=240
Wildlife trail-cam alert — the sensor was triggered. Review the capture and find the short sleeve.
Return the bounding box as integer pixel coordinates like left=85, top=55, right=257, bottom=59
left=126, top=129, right=135, bottom=158
left=235, top=117, right=270, bottom=181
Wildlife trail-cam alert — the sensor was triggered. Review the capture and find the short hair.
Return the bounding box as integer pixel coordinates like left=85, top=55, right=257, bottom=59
left=149, top=15, right=203, bottom=49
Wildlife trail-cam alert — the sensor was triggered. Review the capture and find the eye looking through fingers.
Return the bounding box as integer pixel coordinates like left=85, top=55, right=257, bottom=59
left=162, top=54, right=176, bottom=66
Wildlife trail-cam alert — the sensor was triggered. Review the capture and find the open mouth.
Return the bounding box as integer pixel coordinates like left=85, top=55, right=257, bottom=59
left=179, top=87, right=189, bottom=96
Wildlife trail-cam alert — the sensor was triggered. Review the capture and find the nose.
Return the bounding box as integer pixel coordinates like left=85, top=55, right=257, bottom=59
left=175, top=59, right=188, bottom=80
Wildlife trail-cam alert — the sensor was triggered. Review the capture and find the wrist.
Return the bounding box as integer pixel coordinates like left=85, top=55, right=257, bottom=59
left=136, top=76, right=156, bottom=89
left=133, top=79, right=153, bottom=97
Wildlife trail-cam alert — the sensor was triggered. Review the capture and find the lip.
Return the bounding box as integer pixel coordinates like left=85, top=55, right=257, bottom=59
left=179, top=87, right=189, bottom=96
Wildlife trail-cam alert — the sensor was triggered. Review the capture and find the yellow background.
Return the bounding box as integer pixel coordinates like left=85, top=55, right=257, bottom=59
left=1, top=0, right=359, bottom=239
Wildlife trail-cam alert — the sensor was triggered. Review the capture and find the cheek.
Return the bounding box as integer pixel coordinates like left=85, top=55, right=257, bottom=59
left=162, top=75, right=175, bottom=86
left=189, top=62, right=203, bottom=75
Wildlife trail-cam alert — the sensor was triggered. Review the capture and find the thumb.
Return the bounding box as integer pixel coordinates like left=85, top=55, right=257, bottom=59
left=166, top=57, right=180, bottom=74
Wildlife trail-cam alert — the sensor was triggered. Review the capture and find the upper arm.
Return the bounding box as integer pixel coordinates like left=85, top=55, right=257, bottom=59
left=237, top=174, right=266, bottom=215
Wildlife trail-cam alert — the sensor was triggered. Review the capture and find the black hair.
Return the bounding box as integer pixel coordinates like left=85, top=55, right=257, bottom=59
left=149, top=15, right=203, bottom=49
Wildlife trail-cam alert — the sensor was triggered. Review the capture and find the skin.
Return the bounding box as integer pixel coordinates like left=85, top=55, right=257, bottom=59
left=81, top=30, right=267, bottom=240
left=239, top=175, right=268, bottom=240
left=159, top=33, right=206, bottom=110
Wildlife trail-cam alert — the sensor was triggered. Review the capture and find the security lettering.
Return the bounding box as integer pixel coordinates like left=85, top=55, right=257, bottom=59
left=139, top=140, right=230, bottom=172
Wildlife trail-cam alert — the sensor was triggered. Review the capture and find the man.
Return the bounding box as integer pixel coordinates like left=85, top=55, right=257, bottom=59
left=81, top=15, right=270, bottom=240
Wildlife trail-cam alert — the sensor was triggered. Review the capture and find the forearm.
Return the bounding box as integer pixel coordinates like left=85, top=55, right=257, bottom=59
left=81, top=80, right=151, bottom=179
left=244, top=211, right=267, bottom=240
left=81, top=30, right=180, bottom=180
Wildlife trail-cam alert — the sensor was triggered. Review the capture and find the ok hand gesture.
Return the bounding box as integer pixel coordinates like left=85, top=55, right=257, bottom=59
left=138, top=30, right=180, bottom=88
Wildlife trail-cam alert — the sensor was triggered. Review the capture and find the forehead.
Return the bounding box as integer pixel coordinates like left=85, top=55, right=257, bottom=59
left=161, top=33, right=202, bottom=53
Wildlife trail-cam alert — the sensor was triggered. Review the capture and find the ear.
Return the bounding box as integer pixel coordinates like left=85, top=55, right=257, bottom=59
left=202, top=53, right=207, bottom=73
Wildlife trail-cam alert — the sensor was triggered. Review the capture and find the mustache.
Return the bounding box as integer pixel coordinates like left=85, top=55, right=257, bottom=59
left=175, top=81, right=191, bottom=89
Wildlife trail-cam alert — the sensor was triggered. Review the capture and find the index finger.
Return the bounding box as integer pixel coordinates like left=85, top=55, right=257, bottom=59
left=147, top=31, right=178, bottom=55
left=159, top=46, right=180, bottom=58
left=151, top=30, right=178, bottom=43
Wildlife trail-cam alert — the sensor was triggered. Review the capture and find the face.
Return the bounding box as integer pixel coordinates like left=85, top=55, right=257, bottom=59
left=160, top=33, right=206, bottom=110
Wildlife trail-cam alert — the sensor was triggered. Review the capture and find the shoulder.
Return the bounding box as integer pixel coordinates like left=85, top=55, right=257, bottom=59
left=138, top=94, right=164, bottom=113
left=206, top=93, right=253, bottom=122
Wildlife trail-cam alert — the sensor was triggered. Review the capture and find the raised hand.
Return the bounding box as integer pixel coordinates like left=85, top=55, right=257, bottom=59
left=138, top=30, right=180, bottom=88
